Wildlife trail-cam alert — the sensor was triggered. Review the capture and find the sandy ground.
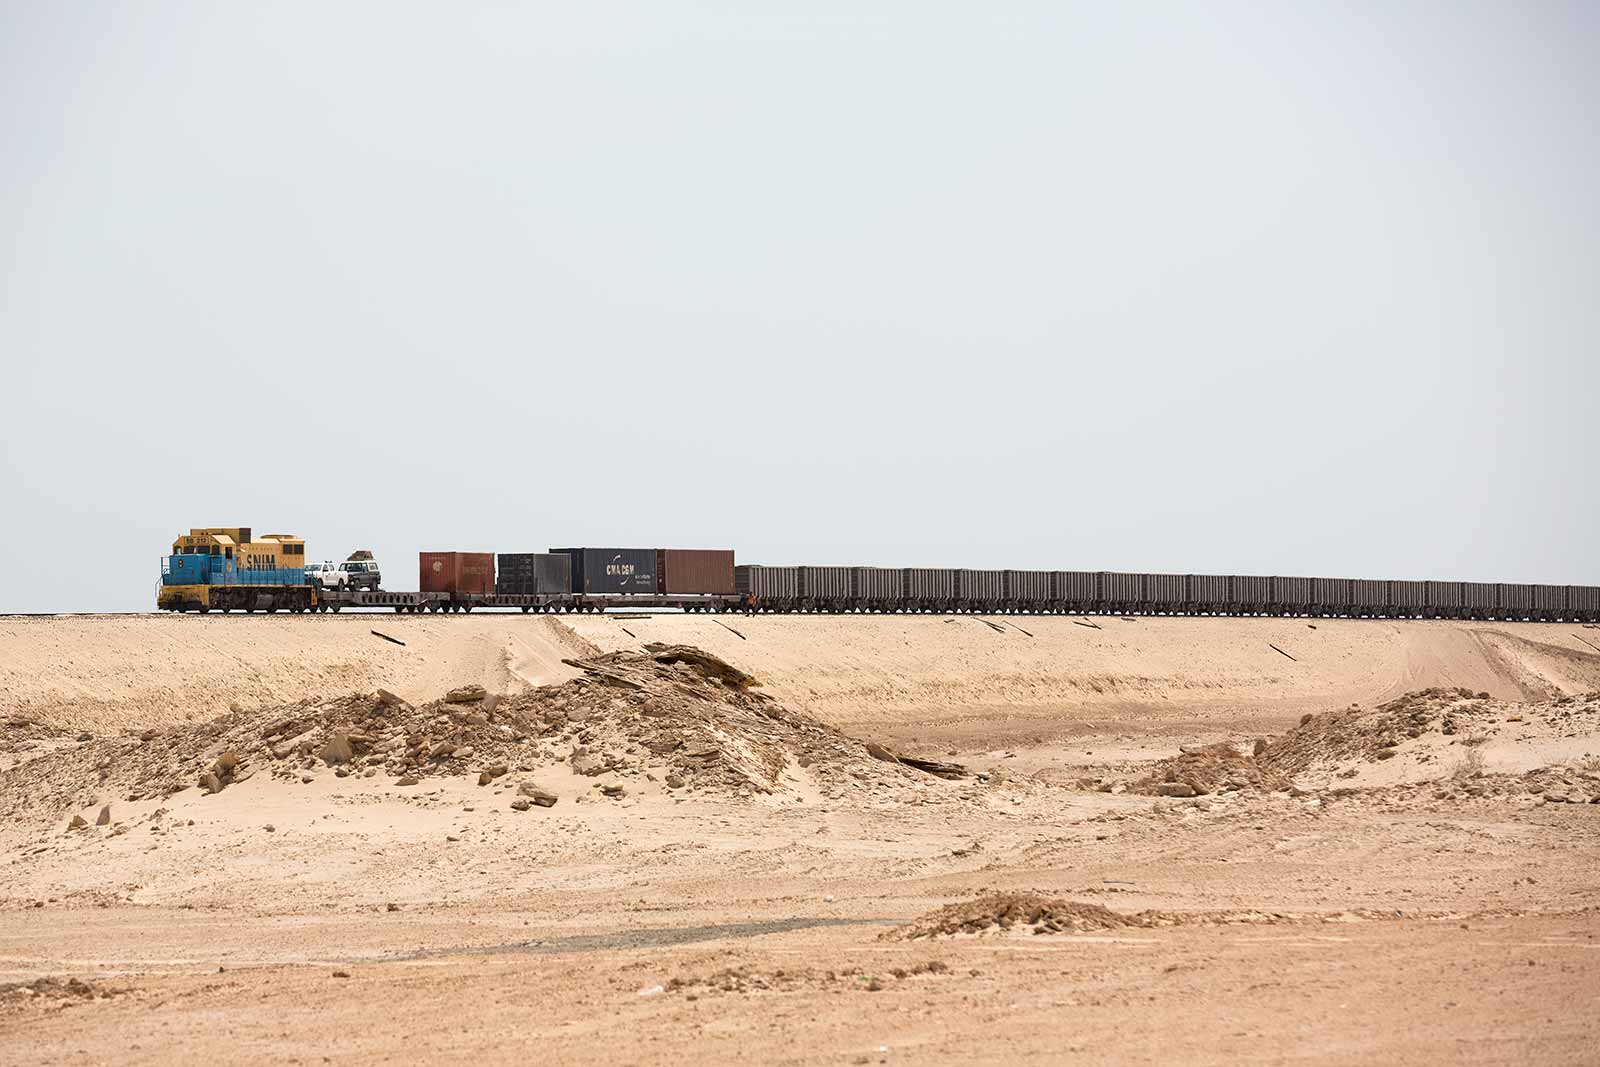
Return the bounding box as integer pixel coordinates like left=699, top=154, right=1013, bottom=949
left=2, top=615, right=1598, bottom=1065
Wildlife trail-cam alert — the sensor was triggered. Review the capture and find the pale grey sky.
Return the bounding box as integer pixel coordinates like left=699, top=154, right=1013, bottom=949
left=1, top=3, right=1594, bottom=612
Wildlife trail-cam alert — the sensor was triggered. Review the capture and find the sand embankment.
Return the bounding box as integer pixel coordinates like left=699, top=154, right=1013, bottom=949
left=0, top=615, right=592, bottom=732
left=566, top=615, right=1600, bottom=740
left=5, top=614, right=1598, bottom=740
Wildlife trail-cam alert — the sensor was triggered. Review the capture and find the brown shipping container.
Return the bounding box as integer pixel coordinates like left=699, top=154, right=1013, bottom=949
left=420, top=551, right=495, bottom=595
left=656, top=549, right=736, bottom=595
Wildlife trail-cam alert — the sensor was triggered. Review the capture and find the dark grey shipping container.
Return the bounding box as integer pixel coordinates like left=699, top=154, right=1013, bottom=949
left=1146, top=573, right=1186, bottom=606
left=549, top=547, right=656, bottom=595
left=1191, top=574, right=1229, bottom=606
left=1499, top=583, right=1533, bottom=612
left=1313, top=577, right=1351, bottom=608
left=736, top=564, right=798, bottom=600
left=1570, top=586, right=1600, bottom=613
left=1426, top=580, right=1463, bottom=609
left=852, top=567, right=901, bottom=601
left=496, top=552, right=571, bottom=596
left=1461, top=582, right=1497, bottom=610
left=1230, top=575, right=1272, bottom=605
left=797, top=565, right=850, bottom=600
left=1100, top=572, right=1144, bottom=605
left=1391, top=580, right=1426, bottom=610
left=904, top=568, right=957, bottom=601
left=958, top=569, right=1004, bottom=603
left=1004, top=570, right=1051, bottom=602
left=1054, top=571, right=1099, bottom=603
left=1351, top=579, right=1387, bottom=608
left=1532, top=584, right=1567, bottom=612
left=1275, top=576, right=1313, bottom=606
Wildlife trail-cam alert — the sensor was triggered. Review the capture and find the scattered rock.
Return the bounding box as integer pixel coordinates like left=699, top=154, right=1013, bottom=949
left=864, top=742, right=898, bottom=764
left=95, top=805, right=111, bottom=826
left=518, top=783, right=558, bottom=807
left=510, top=798, right=531, bottom=811
left=571, top=751, right=607, bottom=776
left=319, top=733, right=354, bottom=765
left=446, top=685, right=487, bottom=704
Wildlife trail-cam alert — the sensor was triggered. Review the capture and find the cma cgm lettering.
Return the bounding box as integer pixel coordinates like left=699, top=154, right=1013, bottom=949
left=550, top=548, right=656, bottom=594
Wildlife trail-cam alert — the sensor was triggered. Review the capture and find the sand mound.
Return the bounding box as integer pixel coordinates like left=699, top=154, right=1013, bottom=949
left=0, top=977, right=126, bottom=1013
left=1127, top=742, right=1295, bottom=797
left=1262, top=688, right=1494, bottom=773
left=1120, top=688, right=1600, bottom=798
left=0, top=644, right=949, bottom=823
left=885, top=892, right=1173, bottom=939
left=1260, top=688, right=1600, bottom=784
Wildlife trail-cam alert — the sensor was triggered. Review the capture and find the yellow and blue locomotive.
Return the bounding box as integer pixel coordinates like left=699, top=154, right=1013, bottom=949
left=157, top=528, right=315, bottom=613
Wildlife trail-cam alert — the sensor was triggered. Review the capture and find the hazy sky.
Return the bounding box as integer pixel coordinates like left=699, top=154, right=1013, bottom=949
left=2, top=3, right=1594, bottom=612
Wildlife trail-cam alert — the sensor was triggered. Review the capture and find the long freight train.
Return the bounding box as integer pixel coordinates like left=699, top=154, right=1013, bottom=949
left=156, top=532, right=1599, bottom=621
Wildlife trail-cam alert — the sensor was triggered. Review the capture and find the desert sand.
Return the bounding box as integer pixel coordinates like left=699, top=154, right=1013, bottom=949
left=2, top=613, right=1598, bottom=1064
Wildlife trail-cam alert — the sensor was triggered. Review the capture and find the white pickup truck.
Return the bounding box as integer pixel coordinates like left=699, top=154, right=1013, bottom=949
left=306, top=559, right=383, bottom=592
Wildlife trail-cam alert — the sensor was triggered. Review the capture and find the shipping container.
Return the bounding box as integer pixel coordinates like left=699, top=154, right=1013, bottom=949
left=958, top=569, right=1004, bottom=604
left=1229, top=575, right=1272, bottom=606
left=1425, top=580, right=1463, bottom=610
left=1054, top=571, right=1099, bottom=604
left=1146, top=573, right=1186, bottom=606
left=852, top=567, right=901, bottom=602
left=736, top=565, right=799, bottom=601
left=495, top=552, right=571, bottom=596
left=798, top=565, right=850, bottom=601
left=656, top=548, right=735, bottom=595
left=420, top=551, right=495, bottom=595
left=1350, top=579, right=1387, bottom=609
left=1003, top=570, right=1051, bottom=603
left=1390, top=580, right=1426, bottom=611
left=903, top=568, right=957, bottom=602
left=549, top=547, right=656, bottom=595
left=1190, top=574, right=1229, bottom=608
left=1274, top=576, right=1313, bottom=607
left=1312, top=577, right=1351, bottom=610
left=1461, top=582, right=1497, bottom=612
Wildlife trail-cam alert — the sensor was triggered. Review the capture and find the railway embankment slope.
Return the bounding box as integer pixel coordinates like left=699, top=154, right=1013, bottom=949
left=564, top=615, right=1600, bottom=741
left=3, top=614, right=1598, bottom=741
left=0, top=615, right=591, bottom=732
